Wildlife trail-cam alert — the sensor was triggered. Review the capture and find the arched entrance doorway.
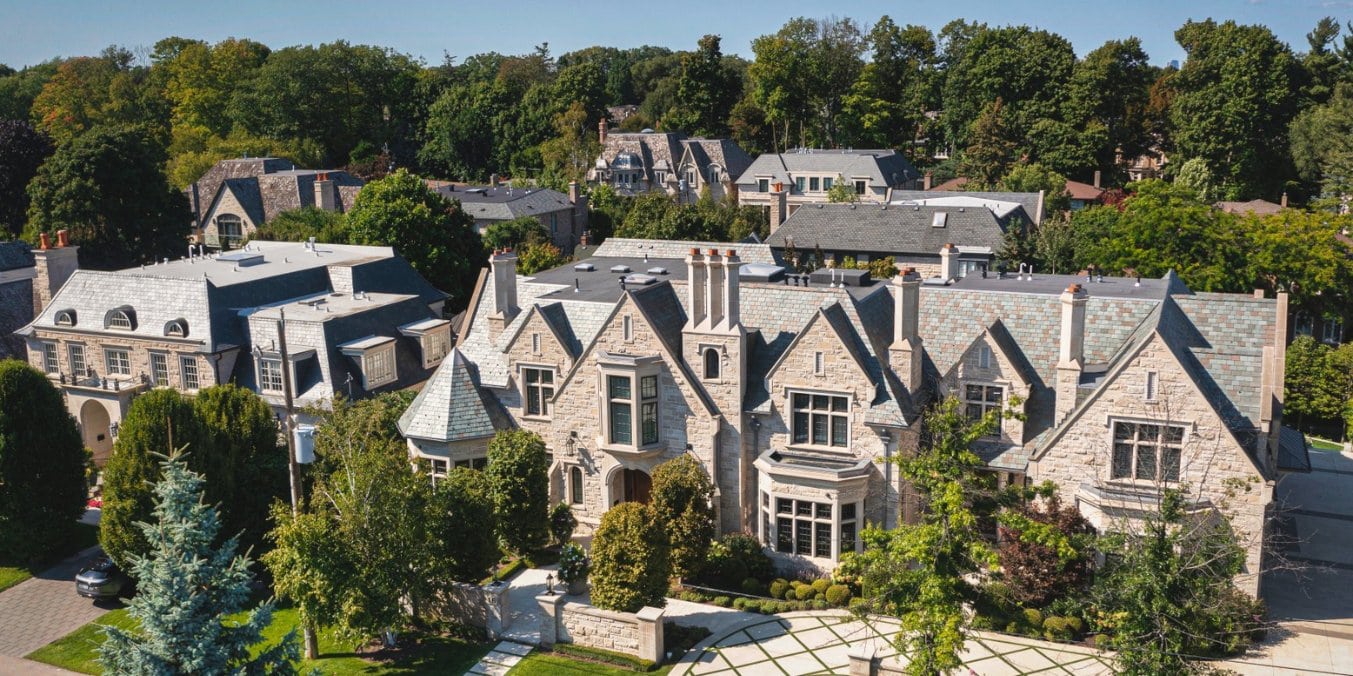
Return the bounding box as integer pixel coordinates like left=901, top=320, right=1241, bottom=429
left=79, top=399, right=113, bottom=465
left=608, top=467, right=652, bottom=506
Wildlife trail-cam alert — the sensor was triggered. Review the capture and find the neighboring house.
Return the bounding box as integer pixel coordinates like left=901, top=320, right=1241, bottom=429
left=399, top=236, right=1299, bottom=595
left=763, top=203, right=1013, bottom=278
left=186, top=158, right=364, bottom=250
left=1216, top=198, right=1288, bottom=217
left=929, top=176, right=1106, bottom=211
left=0, top=239, right=38, bottom=361
left=18, top=240, right=448, bottom=465
left=588, top=119, right=753, bottom=202
left=889, top=190, right=1045, bottom=225
left=737, top=149, right=922, bottom=226
left=430, top=181, right=589, bottom=254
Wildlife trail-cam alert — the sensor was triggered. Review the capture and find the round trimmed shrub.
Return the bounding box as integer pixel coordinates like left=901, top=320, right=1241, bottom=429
left=1043, top=616, right=1071, bottom=641
left=1022, top=608, right=1044, bottom=629
left=733, top=597, right=748, bottom=610
left=1066, top=617, right=1085, bottom=634
left=760, top=600, right=778, bottom=614
left=795, top=584, right=815, bottom=601
left=740, top=577, right=763, bottom=596
left=769, top=579, right=789, bottom=599
left=812, top=599, right=828, bottom=610
left=825, top=584, right=852, bottom=607
left=590, top=502, right=671, bottom=612
left=848, top=597, right=869, bottom=613
left=811, top=578, right=830, bottom=594
left=713, top=596, right=731, bottom=607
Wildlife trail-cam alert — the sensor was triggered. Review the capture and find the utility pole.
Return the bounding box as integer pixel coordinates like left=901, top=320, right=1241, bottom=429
left=275, top=308, right=318, bottom=659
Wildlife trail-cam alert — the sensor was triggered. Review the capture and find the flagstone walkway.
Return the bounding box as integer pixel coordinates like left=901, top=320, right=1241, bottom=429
left=673, top=611, right=1116, bottom=675
left=466, top=640, right=532, bottom=676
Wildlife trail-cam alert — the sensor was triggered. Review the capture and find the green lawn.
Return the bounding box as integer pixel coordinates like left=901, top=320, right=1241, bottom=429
left=0, top=522, right=100, bottom=593
left=1310, top=437, right=1344, bottom=452
left=27, top=605, right=492, bottom=675
left=507, top=652, right=674, bottom=676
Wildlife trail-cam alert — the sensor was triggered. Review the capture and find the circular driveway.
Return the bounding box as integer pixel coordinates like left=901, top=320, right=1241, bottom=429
left=673, top=611, right=1115, bottom=675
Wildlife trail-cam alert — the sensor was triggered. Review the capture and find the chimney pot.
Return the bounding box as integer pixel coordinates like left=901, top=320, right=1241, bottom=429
left=707, top=248, right=718, bottom=256
left=57, top=230, right=69, bottom=248
left=39, top=232, right=50, bottom=250
left=726, top=249, right=736, bottom=257
left=689, top=247, right=700, bottom=256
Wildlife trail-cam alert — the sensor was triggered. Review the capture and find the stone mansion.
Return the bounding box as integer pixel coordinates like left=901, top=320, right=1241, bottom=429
left=400, top=237, right=1306, bottom=594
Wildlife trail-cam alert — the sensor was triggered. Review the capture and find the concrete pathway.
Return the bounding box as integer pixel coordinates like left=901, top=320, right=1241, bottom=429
left=0, top=543, right=110, bottom=659
left=672, top=611, right=1115, bottom=675
left=466, top=640, right=531, bottom=676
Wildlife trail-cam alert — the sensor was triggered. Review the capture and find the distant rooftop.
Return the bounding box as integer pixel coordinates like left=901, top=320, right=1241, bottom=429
left=940, top=269, right=1183, bottom=301
left=112, top=241, right=395, bottom=287
left=250, top=291, right=419, bottom=322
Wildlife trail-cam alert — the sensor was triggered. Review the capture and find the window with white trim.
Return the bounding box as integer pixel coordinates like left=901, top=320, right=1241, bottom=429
left=854, top=180, right=866, bottom=195
left=180, top=355, right=200, bottom=390
left=41, top=342, right=59, bottom=374
left=809, top=176, right=820, bottom=192
left=68, top=343, right=86, bottom=377
left=422, top=330, right=450, bottom=368
left=790, top=392, right=849, bottom=448
left=757, top=178, right=769, bottom=193
left=963, top=384, right=1004, bottom=423
left=107, top=309, right=134, bottom=330
left=795, top=177, right=806, bottom=193
left=1111, top=421, right=1183, bottom=482
left=104, top=348, right=131, bottom=376
left=54, top=310, right=76, bottom=326
left=453, top=457, right=487, bottom=470
left=604, top=372, right=661, bottom=448
left=217, top=214, right=244, bottom=248
left=149, top=352, right=169, bottom=386
left=765, top=496, right=860, bottom=559
left=362, top=344, right=396, bottom=389
left=258, top=358, right=284, bottom=392
left=523, top=366, right=555, bottom=417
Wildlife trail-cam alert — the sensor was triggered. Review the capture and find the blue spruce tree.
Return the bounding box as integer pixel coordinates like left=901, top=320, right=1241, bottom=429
left=99, top=452, right=299, bottom=675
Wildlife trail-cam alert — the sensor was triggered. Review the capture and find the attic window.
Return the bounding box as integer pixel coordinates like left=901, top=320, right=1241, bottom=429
left=814, top=351, right=825, bottom=375
left=54, top=309, right=76, bottom=327
left=105, top=307, right=136, bottom=331
left=976, top=345, right=992, bottom=369
left=931, top=212, right=948, bottom=228
left=1144, top=372, right=1159, bottom=401
left=164, top=319, right=189, bottom=338
left=339, top=336, right=398, bottom=390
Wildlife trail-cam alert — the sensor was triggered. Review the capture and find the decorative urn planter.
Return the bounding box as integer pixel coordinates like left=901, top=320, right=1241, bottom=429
left=567, top=577, right=589, bottom=596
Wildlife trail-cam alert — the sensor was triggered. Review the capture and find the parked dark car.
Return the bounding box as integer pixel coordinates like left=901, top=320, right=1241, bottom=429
left=75, top=556, right=131, bottom=600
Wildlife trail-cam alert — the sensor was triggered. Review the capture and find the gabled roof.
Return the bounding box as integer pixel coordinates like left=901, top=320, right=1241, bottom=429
left=890, top=189, right=1044, bottom=225
left=764, top=203, right=1009, bottom=256
left=398, top=348, right=497, bottom=442
left=434, top=185, right=575, bottom=222
left=735, top=149, right=920, bottom=189
left=1215, top=199, right=1285, bottom=216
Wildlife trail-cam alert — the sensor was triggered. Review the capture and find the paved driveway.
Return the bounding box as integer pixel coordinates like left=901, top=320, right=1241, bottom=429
left=1230, top=448, right=1353, bottom=674
left=673, top=611, right=1115, bottom=675
left=0, top=543, right=110, bottom=659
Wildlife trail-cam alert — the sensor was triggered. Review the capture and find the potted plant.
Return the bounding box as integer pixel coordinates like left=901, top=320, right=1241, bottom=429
left=558, top=542, right=590, bottom=595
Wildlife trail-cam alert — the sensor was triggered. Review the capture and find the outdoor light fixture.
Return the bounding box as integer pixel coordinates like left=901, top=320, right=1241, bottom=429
left=546, top=574, right=556, bottom=596
left=109, top=422, right=119, bottom=439
left=566, top=430, right=578, bottom=457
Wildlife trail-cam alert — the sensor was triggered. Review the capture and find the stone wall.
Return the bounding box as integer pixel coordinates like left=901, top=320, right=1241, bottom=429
left=432, top=581, right=509, bottom=640
left=537, top=594, right=665, bottom=663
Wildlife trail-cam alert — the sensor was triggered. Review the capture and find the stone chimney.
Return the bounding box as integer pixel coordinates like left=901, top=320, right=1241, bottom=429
left=889, top=268, right=924, bottom=393
left=32, top=229, right=80, bottom=316
left=1093, top=170, right=1102, bottom=189
left=568, top=181, right=581, bottom=205
left=598, top=117, right=608, bottom=145
left=685, top=248, right=707, bottom=329
left=1054, top=283, right=1089, bottom=424
left=769, top=188, right=788, bottom=234
left=719, top=249, right=742, bottom=331
left=923, top=171, right=933, bottom=191
left=314, top=172, right=336, bottom=212
left=490, top=249, right=519, bottom=324
left=939, top=243, right=959, bottom=282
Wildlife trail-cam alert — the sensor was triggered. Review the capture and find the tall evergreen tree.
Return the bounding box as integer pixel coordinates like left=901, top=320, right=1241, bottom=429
left=100, top=453, right=299, bottom=675
left=958, top=98, right=1018, bottom=188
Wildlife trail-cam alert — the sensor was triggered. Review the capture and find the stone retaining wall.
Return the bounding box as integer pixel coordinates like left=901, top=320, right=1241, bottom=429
left=538, top=594, right=665, bottom=663
left=432, top=581, right=509, bottom=641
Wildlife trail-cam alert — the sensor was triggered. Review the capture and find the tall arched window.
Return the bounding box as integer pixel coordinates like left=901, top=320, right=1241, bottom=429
left=703, top=347, right=720, bottom=380
left=216, top=214, right=243, bottom=248
left=570, top=466, right=583, bottom=504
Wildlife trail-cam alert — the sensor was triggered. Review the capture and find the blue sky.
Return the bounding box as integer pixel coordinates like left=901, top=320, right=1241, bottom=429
left=0, top=0, right=1347, bottom=69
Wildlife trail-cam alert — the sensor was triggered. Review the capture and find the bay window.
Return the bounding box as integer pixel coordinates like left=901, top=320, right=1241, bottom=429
left=607, top=375, right=632, bottom=445
left=765, top=494, right=860, bottom=559
left=598, top=353, right=663, bottom=451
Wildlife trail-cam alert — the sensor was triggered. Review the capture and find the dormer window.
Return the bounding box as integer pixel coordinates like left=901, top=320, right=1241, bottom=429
left=54, top=309, right=76, bottom=327
left=164, top=319, right=189, bottom=338
left=105, top=306, right=136, bottom=331
left=703, top=347, right=720, bottom=380
left=339, top=335, right=398, bottom=391
left=398, top=319, right=452, bottom=369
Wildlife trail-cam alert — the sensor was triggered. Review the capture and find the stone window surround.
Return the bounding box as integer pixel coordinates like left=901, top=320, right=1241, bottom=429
left=518, top=361, right=557, bottom=420
left=959, top=379, right=1009, bottom=439
left=41, top=341, right=59, bottom=374
left=149, top=351, right=169, bottom=386
left=759, top=489, right=862, bottom=562
left=785, top=387, right=854, bottom=453
left=1104, top=415, right=1194, bottom=486
left=698, top=343, right=723, bottom=382
left=180, top=354, right=200, bottom=390
left=596, top=352, right=664, bottom=455
left=1144, top=371, right=1159, bottom=402
left=570, top=465, right=584, bottom=504
left=103, top=346, right=132, bottom=376
left=68, top=342, right=87, bottom=377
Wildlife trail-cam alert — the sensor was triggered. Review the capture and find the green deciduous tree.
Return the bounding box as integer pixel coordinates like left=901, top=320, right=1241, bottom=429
left=1170, top=20, right=1301, bottom=200
left=958, top=98, right=1018, bottom=189
left=996, top=484, right=1096, bottom=608
left=855, top=397, right=1002, bottom=676
left=250, top=206, right=350, bottom=244
left=191, top=384, right=287, bottom=557
left=998, top=163, right=1070, bottom=212
left=841, top=17, right=936, bottom=154
left=30, top=49, right=161, bottom=145
left=1285, top=336, right=1353, bottom=435
left=1290, top=83, right=1353, bottom=207
left=25, top=124, right=190, bottom=270
left=100, top=453, right=298, bottom=675
left=485, top=429, right=550, bottom=554
left=517, top=241, right=567, bottom=275
left=1062, top=38, right=1154, bottom=183
left=589, top=502, right=671, bottom=613
left=749, top=17, right=866, bottom=150
left=0, top=361, right=88, bottom=564
left=0, top=119, right=52, bottom=239
left=431, top=467, right=500, bottom=583
left=344, top=169, right=485, bottom=310
left=100, top=389, right=206, bottom=567
left=666, top=35, right=740, bottom=137
left=650, top=454, right=716, bottom=580
left=482, top=216, right=549, bottom=252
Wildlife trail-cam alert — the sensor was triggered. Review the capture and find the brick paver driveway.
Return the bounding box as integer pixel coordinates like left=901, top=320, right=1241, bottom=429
left=673, top=611, right=1115, bottom=675
left=0, top=543, right=112, bottom=659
